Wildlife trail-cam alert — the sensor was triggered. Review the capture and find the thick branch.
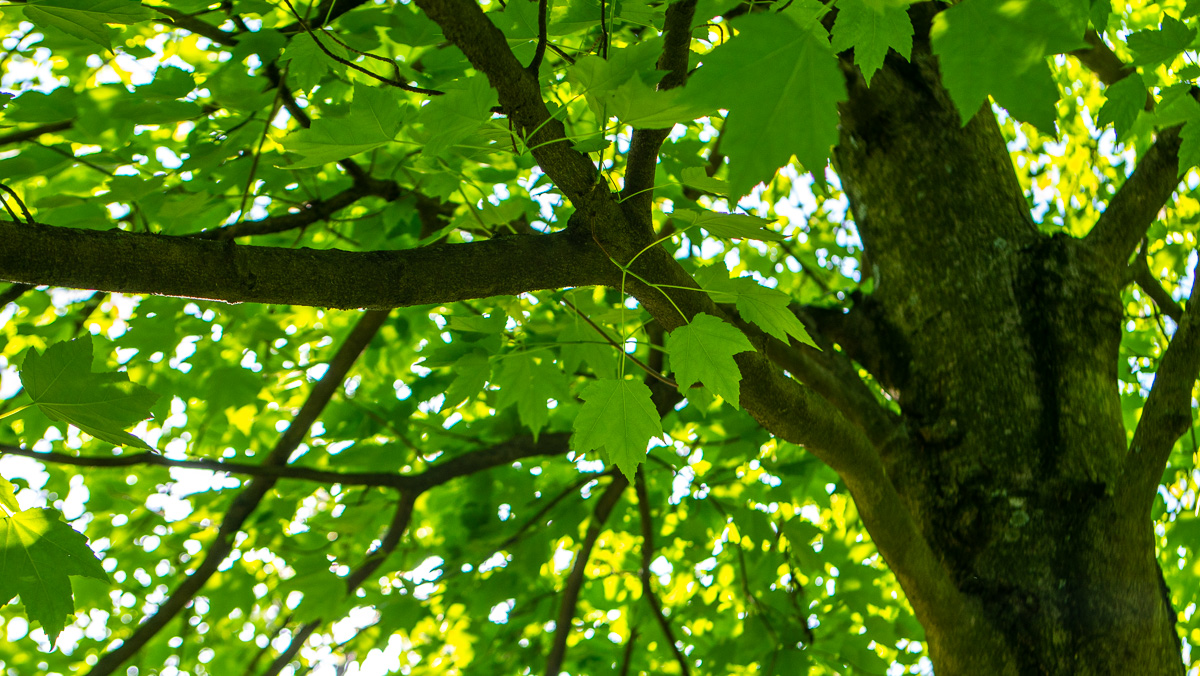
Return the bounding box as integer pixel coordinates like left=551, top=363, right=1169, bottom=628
left=87, top=309, right=388, bottom=676
left=1085, top=126, right=1182, bottom=273
left=0, top=220, right=615, bottom=309
left=544, top=474, right=628, bottom=676
left=613, top=244, right=990, bottom=650
left=1121, top=297, right=1200, bottom=508
left=412, top=0, right=600, bottom=204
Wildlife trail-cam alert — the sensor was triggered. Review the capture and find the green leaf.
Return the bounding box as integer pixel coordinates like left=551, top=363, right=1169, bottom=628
left=603, top=74, right=715, bottom=129
left=665, top=313, right=755, bottom=409
left=280, top=33, right=349, bottom=92
left=671, top=209, right=785, bottom=241
left=23, top=0, right=153, bottom=51
left=417, top=75, right=499, bottom=158
left=684, top=13, right=847, bottom=196
left=568, top=39, right=665, bottom=121
left=1097, top=72, right=1147, bottom=141
left=931, top=0, right=1085, bottom=132
left=571, top=378, right=664, bottom=481
left=20, top=336, right=158, bottom=449
left=1178, top=113, right=1200, bottom=177
left=0, top=508, right=108, bottom=644
left=494, top=352, right=566, bottom=439
left=560, top=320, right=618, bottom=379
left=442, top=350, right=492, bottom=411
left=1127, top=16, right=1197, bottom=67
left=681, top=166, right=733, bottom=199
left=701, top=272, right=818, bottom=347
left=830, top=0, right=914, bottom=85
left=0, top=479, right=19, bottom=514
left=280, top=86, right=409, bottom=169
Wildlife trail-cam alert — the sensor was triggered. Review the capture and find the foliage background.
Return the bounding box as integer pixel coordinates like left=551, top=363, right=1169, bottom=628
left=0, top=0, right=1198, bottom=674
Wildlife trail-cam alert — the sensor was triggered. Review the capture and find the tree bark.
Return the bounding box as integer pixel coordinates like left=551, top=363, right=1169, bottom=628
left=830, top=19, right=1185, bottom=676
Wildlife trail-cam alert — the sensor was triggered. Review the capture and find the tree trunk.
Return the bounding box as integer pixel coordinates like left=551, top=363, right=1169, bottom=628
left=829, top=23, right=1184, bottom=676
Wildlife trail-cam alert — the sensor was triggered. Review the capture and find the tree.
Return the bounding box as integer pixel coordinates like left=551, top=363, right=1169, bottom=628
left=0, top=0, right=1198, bottom=673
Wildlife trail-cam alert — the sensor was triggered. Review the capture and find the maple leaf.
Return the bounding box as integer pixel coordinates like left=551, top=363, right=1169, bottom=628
left=571, top=378, right=664, bottom=481
left=683, top=13, right=846, bottom=196
left=700, top=271, right=819, bottom=347
left=665, top=313, right=755, bottom=409
left=0, top=509, right=108, bottom=644
left=830, top=0, right=914, bottom=85
left=20, top=336, right=158, bottom=449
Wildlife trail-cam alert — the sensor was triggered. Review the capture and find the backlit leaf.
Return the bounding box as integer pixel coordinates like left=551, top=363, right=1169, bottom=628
left=666, top=313, right=755, bottom=409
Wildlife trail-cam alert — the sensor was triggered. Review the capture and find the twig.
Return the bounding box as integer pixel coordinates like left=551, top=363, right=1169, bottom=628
left=280, top=0, right=443, bottom=95
left=562, top=299, right=677, bottom=387
left=0, top=183, right=33, bottom=223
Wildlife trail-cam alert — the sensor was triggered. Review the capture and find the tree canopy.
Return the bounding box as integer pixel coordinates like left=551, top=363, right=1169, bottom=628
left=1, top=0, right=1200, bottom=674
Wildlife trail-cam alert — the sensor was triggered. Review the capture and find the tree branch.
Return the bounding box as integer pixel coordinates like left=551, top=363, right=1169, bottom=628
left=610, top=243, right=992, bottom=653
left=185, top=177, right=401, bottom=239
left=151, top=6, right=240, bottom=46
left=1122, top=293, right=1200, bottom=508
left=1085, top=126, right=1182, bottom=274
left=635, top=469, right=690, bottom=676
left=1, top=433, right=570, bottom=492
left=0, top=120, right=73, bottom=148
left=544, top=474, right=628, bottom=676
left=411, top=0, right=600, bottom=204
left=0, top=219, right=616, bottom=309
left=87, top=309, right=389, bottom=676
left=1069, top=31, right=1135, bottom=86
left=1131, top=243, right=1184, bottom=322
left=621, top=0, right=698, bottom=222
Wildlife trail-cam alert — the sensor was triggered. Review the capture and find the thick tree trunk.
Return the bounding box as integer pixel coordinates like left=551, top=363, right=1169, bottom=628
left=830, top=27, right=1184, bottom=676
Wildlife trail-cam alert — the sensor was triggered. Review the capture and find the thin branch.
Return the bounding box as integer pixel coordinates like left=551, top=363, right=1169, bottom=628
left=1069, top=31, right=1135, bottom=86
left=344, top=492, right=418, bottom=590
left=0, top=220, right=617, bottom=309
left=528, top=0, right=550, bottom=75
left=260, top=494, right=415, bottom=676
left=281, top=0, right=443, bottom=95
left=186, top=177, right=401, bottom=239
left=1122, top=284, right=1200, bottom=507
left=412, top=0, right=600, bottom=203
left=635, top=469, right=690, bottom=676
left=1131, top=242, right=1184, bottom=322
left=544, top=474, right=628, bottom=676
left=1085, top=125, right=1182, bottom=274
left=0, top=183, right=33, bottom=223
left=151, top=5, right=240, bottom=46
left=259, top=621, right=321, bottom=676
left=1, top=433, right=569, bottom=492
left=0, top=119, right=73, bottom=148
left=562, top=298, right=677, bottom=387
left=86, top=309, right=389, bottom=676
left=621, top=0, right=698, bottom=218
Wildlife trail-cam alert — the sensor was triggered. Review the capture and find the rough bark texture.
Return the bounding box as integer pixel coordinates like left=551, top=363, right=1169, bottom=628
left=831, top=19, right=1184, bottom=676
